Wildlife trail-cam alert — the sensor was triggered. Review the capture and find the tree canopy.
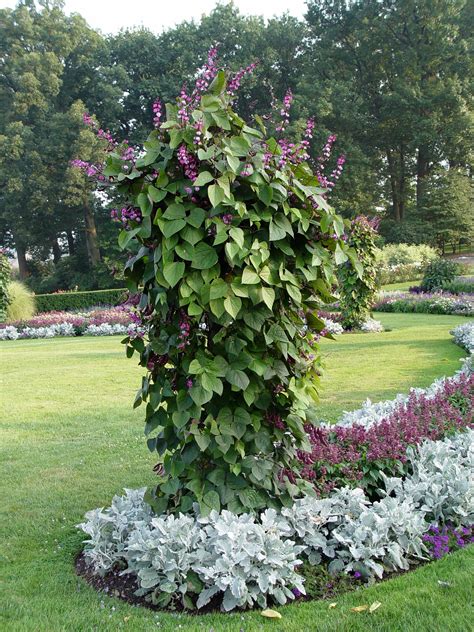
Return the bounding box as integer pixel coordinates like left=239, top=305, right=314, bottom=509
left=0, top=0, right=472, bottom=290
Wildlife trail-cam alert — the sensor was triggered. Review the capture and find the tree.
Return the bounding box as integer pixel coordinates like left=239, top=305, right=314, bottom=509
left=304, top=0, right=472, bottom=228
left=420, top=168, right=474, bottom=253
left=0, top=0, right=123, bottom=278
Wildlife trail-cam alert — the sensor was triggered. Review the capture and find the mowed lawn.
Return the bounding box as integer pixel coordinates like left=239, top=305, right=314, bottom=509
left=1, top=312, right=473, bottom=632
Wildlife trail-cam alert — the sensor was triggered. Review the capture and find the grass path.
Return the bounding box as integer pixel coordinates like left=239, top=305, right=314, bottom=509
left=0, top=312, right=472, bottom=631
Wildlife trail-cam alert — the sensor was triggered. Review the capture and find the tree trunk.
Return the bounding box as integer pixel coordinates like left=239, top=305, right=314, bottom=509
left=387, top=149, right=401, bottom=222
left=52, top=238, right=61, bottom=264
left=15, top=238, right=29, bottom=279
left=84, top=204, right=101, bottom=266
left=416, top=146, right=429, bottom=210
left=399, top=144, right=406, bottom=222
left=66, top=231, right=75, bottom=255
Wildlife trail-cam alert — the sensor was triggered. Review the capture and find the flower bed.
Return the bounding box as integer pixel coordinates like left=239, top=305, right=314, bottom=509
left=298, top=367, right=473, bottom=495
left=451, top=322, right=474, bottom=353
left=0, top=305, right=141, bottom=340
left=374, top=290, right=473, bottom=316
left=318, top=311, right=384, bottom=335
left=77, top=326, right=473, bottom=612
left=78, top=429, right=473, bottom=611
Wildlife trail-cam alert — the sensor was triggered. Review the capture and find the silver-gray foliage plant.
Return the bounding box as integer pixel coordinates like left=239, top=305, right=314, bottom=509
left=78, top=429, right=474, bottom=611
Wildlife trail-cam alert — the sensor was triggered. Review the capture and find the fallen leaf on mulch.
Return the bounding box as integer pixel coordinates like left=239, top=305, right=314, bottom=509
left=261, top=609, right=282, bottom=619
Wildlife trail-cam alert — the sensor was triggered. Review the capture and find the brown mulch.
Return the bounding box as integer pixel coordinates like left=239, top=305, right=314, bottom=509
left=75, top=553, right=147, bottom=609
left=75, top=552, right=222, bottom=614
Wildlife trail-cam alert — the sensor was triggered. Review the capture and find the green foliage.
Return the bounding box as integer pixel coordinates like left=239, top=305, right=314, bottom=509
left=107, top=72, right=349, bottom=516
left=421, top=259, right=459, bottom=291
left=375, top=243, right=439, bottom=284
left=2, top=0, right=472, bottom=292
left=419, top=169, right=474, bottom=253
left=6, top=281, right=35, bottom=322
left=0, top=252, right=11, bottom=322
left=441, top=278, right=474, bottom=295
left=27, top=254, right=124, bottom=294
left=339, top=217, right=378, bottom=329
left=35, top=288, right=127, bottom=313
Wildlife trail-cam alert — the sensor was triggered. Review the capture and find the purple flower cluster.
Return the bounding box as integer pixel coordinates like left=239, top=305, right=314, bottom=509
left=299, top=117, right=315, bottom=160
left=222, top=213, right=233, bottom=225
left=152, top=99, right=162, bottom=128
left=177, top=144, right=199, bottom=181
left=121, top=142, right=135, bottom=163
left=315, top=134, right=346, bottom=189
left=177, top=310, right=191, bottom=351
left=227, top=62, right=258, bottom=96
left=70, top=159, right=105, bottom=180
left=423, top=524, right=474, bottom=559
left=194, top=47, right=219, bottom=94
left=298, top=373, right=473, bottom=492
left=241, top=163, right=252, bottom=177
left=177, top=88, right=192, bottom=125
left=327, top=154, right=346, bottom=189
left=193, top=119, right=204, bottom=146
left=276, top=89, right=293, bottom=132
left=265, top=409, right=285, bottom=430
left=97, top=128, right=114, bottom=145
left=110, top=206, right=142, bottom=229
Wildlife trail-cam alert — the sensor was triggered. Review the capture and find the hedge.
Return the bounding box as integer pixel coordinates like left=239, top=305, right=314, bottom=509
left=35, top=288, right=128, bottom=313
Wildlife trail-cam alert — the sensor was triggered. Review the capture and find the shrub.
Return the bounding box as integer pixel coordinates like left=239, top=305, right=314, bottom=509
left=35, top=288, right=127, bottom=313
left=441, top=278, right=474, bottom=294
left=421, top=258, right=459, bottom=291
left=375, top=243, right=438, bottom=285
left=72, top=53, right=353, bottom=516
left=0, top=250, right=11, bottom=322
left=377, top=243, right=438, bottom=268
left=338, top=216, right=379, bottom=329
left=6, top=281, right=35, bottom=322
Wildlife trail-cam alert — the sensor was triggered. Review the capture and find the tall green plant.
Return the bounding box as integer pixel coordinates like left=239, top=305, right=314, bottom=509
left=76, top=64, right=354, bottom=516
left=0, top=250, right=11, bottom=322
left=339, top=216, right=378, bottom=329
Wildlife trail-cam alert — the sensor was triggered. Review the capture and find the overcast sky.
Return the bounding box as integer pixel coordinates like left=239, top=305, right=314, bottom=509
left=0, top=0, right=307, bottom=33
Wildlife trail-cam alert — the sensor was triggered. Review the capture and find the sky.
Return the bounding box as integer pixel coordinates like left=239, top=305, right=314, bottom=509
left=0, top=0, right=308, bottom=33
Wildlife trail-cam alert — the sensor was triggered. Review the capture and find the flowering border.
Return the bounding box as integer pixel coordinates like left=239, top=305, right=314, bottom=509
left=77, top=324, right=473, bottom=612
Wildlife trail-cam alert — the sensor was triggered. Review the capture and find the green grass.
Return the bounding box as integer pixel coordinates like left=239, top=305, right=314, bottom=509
left=1, top=313, right=472, bottom=631
left=381, top=280, right=417, bottom=291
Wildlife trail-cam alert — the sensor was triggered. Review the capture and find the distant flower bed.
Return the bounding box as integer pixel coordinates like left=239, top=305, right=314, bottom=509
left=0, top=305, right=142, bottom=340
left=318, top=312, right=384, bottom=335
left=374, top=291, right=473, bottom=316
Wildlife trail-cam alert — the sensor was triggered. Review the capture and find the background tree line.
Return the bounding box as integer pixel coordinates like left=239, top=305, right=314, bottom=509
left=0, top=0, right=472, bottom=292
